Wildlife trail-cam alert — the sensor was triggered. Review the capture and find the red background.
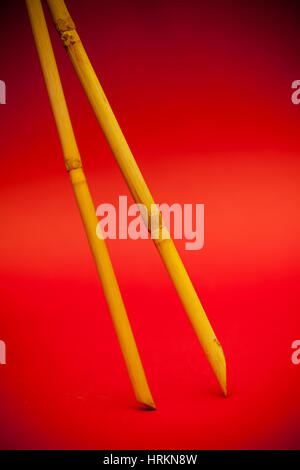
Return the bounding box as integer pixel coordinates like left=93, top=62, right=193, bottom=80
left=0, top=0, right=300, bottom=449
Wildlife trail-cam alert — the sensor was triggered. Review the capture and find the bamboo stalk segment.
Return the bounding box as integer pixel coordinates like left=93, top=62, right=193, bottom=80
left=26, top=0, right=155, bottom=409
left=46, top=0, right=227, bottom=396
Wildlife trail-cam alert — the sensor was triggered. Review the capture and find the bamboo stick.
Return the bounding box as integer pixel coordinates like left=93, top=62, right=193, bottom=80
left=26, top=0, right=155, bottom=409
left=46, top=0, right=227, bottom=396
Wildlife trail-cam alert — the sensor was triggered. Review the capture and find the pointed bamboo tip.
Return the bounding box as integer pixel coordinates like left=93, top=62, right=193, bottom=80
left=215, top=365, right=227, bottom=397
left=210, top=337, right=227, bottom=398
left=138, top=399, right=156, bottom=411
left=221, top=379, right=227, bottom=398
left=217, top=362, right=227, bottom=398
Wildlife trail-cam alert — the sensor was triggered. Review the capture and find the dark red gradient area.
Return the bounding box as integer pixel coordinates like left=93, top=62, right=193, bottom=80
left=0, top=0, right=300, bottom=449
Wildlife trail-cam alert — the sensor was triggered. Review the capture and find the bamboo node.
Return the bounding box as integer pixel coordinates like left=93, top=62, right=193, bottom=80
left=53, top=15, right=79, bottom=48
left=65, top=157, right=82, bottom=172
left=55, top=16, right=75, bottom=34
left=60, top=30, right=80, bottom=48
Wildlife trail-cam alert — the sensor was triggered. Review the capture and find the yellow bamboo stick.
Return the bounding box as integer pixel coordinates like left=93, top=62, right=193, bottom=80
left=26, top=0, right=155, bottom=409
left=46, top=0, right=227, bottom=396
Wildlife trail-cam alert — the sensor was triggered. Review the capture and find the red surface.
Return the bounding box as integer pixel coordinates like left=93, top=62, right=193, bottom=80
left=0, top=0, right=300, bottom=449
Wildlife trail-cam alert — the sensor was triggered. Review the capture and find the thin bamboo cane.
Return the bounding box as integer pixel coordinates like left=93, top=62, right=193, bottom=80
left=46, top=0, right=227, bottom=396
left=26, top=0, right=155, bottom=409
